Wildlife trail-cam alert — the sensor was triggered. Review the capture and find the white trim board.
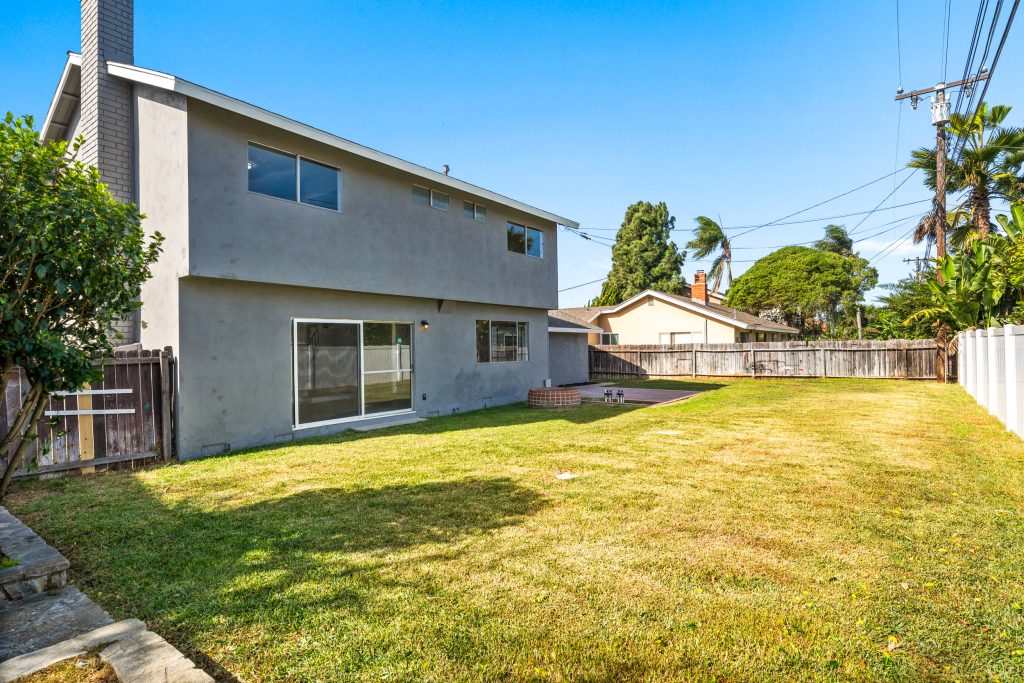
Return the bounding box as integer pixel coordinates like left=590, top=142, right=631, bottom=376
left=96, top=58, right=578, bottom=229
left=590, top=290, right=799, bottom=334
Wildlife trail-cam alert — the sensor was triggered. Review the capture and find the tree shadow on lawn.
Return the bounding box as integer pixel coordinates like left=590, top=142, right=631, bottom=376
left=19, top=476, right=546, bottom=681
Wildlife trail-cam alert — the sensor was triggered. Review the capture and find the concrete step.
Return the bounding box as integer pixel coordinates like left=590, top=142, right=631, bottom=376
left=352, top=416, right=426, bottom=432
left=0, top=587, right=113, bottom=661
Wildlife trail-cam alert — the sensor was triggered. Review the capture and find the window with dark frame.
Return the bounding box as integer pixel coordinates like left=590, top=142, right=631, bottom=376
left=475, top=320, right=529, bottom=363
left=507, top=222, right=543, bottom=257
left=247, top=142, right=339, bottom=210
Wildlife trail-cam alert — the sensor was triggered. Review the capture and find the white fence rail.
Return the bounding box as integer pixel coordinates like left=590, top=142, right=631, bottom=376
left=958, top=326, right=1024, bottom=437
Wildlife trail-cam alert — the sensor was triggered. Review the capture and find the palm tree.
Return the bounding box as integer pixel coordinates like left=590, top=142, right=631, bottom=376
left=687, top=216, right=732, bottom=292
left=909, top=103, right=1024, bottom=243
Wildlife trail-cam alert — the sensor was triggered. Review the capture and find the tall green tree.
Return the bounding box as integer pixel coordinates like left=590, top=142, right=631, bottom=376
left=814, top=224, right=854, bottom=255
left=724, top=246, right=873, bottom=333
left=591, top=201, right=686, bottom=306
left=686, top=216, right=732, bottom=292
left=909, top=103, right=1024, bottom=242
left=0, top=114, right=163, bottom=498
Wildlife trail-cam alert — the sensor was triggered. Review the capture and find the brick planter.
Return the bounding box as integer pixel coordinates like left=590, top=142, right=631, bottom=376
left=527, top=387, right=581, bottom=409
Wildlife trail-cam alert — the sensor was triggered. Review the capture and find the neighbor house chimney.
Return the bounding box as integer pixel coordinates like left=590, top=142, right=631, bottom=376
left=79, top=0, right=134, bottom=203
left=691, top=271, right=708, bottom=305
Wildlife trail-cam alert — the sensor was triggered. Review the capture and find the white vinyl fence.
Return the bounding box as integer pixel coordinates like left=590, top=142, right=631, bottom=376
left=957, top=326, right=1024, bottom=437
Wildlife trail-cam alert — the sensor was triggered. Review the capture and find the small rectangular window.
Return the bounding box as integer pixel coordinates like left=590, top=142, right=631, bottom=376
left=507, top=222, right=526, bottom=253
left=412, top=185, right=431, bottom=206
left=463, top=201, right=486, bottom=221
left=248, top=143, right=296, bottom=201
left=476, top=320, right=529, bottom=363
left=299, top=158, right=340, bottom=210
left=601, top=333, right=620, bottom=345
left=526, top=227, right=544, bottom=258
left=431, top=190, right=449, bottom=210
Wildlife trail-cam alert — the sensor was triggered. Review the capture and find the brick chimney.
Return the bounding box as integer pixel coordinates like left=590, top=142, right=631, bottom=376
left=691, top=270, right=708, bottom=305
left=79, top=0, right=134, bottom=204
left=80, top=0, right=139, bottom=343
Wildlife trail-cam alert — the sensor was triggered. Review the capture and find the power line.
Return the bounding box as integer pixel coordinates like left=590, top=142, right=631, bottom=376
left=558, top=277, right=606, bottom=293
left=866, top=223, right=920, bottom=263
left=847, top=168, right=919, bottom=234
left=576, top=197, right=930, bottom=232
left=729, top=211, right=925, bottom=250
left=727, top=168, right=912, bottom=239
left=896, top=0, right=904, bottom=87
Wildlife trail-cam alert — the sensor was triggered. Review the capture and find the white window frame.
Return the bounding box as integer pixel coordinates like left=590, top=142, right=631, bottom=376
left=292, top=317, right=415, bottom=430
left=247, top=141, right=342, bottom=213
left=475, top=320, right=530, bottom=364
left=600, top=333, right=619, bottom=345
left=413, top=184, right=449, bottom=211
left=463, top=200, right=487, bottom=222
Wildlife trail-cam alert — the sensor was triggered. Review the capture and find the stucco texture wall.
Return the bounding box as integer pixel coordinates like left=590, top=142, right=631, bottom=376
left=174, top=277, right=550, bottom=459
left=597, top=295, right=739, bottom=344
left=184, top=100, right=558, bottom=310
left=549, top=333, right=590, bottom=385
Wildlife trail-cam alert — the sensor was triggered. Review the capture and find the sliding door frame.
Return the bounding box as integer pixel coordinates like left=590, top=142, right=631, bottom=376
left=292, top=317, right=415, bottom=430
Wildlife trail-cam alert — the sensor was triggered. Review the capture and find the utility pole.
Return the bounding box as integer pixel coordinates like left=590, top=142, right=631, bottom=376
left=895, top=72, right=988, bottom=263
left=902, top=256, right=926, bottom=280
left=897, top=73, right=989, bottom=385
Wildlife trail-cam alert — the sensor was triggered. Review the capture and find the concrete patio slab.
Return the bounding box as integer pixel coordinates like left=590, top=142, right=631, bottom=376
left=0, top=586, right=114, bottom=661
left=576, top=385, right=699, bottom=405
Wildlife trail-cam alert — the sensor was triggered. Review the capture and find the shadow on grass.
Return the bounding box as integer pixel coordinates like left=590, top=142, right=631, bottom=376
left=16, top=476, right=546, bottom=681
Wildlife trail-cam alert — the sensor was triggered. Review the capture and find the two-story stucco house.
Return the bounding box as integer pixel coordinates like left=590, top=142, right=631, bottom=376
left=42, top=0, right=580, bottom=459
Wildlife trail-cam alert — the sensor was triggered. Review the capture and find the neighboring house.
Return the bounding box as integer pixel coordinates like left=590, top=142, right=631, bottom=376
left=547, top=311, right=602, bottom=386
left=559, top=271, right=799, bottom=345
left=43, top=1, right=579, bottom=458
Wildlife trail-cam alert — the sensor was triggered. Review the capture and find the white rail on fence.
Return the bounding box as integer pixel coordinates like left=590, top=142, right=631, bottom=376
left=958, top=326, right=1024, bottom=437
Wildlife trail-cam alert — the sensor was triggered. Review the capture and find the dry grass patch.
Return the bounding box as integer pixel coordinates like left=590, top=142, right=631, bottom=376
left=8, top=378, right=1024, bottom=681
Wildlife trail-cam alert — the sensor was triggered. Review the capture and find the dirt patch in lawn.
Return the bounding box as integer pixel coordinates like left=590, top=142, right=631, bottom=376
left=15, top=652, right=117, bottom=683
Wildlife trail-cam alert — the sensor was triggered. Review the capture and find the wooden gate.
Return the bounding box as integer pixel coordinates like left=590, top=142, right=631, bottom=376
left=1, top=347, right=174, bottom=477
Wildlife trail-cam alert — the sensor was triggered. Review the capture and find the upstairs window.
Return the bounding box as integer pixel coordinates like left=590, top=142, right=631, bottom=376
left=463, top=201, right=487, bottom=221
left=248, top=143, right=339, bottom=211
left=413, top=185, right=449, bottom=210
left=507, top=222, right=544, bottom=258
left=600, top=333, right=619, bottom=345
left=299, top=158, right=340, bottom=210
left=476, top=320, right=529, bottom=363
left=248, top=143, right=296, bottom=201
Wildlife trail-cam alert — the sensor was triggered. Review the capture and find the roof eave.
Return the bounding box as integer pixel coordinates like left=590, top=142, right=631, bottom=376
left=105, top=61, right=580, bottom=229
left=41, top=52, right=81, bottom=141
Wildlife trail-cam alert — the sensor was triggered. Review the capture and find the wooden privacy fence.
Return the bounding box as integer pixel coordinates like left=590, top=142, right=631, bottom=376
left=1, top=347, right=174, bottom=477
left=590, top=340, right=952, bottom=380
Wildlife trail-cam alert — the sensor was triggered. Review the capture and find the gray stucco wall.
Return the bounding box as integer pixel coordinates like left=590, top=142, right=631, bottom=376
left=174, top=277, right=551, bottom=459
left=184, top=100, right=559, bottom=310
left=135, top=84, right=189, bottom=354
left=549, top=333, right=590, bottom=386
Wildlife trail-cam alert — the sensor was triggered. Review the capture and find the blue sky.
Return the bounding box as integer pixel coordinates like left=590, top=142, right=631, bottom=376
left=3, top=1, right=1023, bottom=307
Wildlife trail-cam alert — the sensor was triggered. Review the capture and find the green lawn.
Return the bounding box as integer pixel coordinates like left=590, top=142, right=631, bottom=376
left=8, top=379, right=1024, bottom=681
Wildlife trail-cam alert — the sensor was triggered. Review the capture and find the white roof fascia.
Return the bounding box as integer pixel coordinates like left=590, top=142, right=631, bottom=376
left=42, top=52, right=81, bottom=141
left=105, top=61, right=579, bottom=229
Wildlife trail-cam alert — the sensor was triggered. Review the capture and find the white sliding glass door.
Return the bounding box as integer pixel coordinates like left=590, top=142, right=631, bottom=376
left=293, top=319, right=413, bottom=428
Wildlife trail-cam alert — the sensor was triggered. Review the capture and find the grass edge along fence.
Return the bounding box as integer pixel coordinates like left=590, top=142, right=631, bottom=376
left=590, top=339, right=949, bottom=380
left=958, top=326, right=1024, bottom=438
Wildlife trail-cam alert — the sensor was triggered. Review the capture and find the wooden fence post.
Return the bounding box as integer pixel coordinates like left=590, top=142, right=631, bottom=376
left=750, top=348, right=757, bottom=377
left=819, top=348, right=827, bottom=377
left=692, top=348, right=697, bottom=377
left=160, top=347, right=173, bottom=460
